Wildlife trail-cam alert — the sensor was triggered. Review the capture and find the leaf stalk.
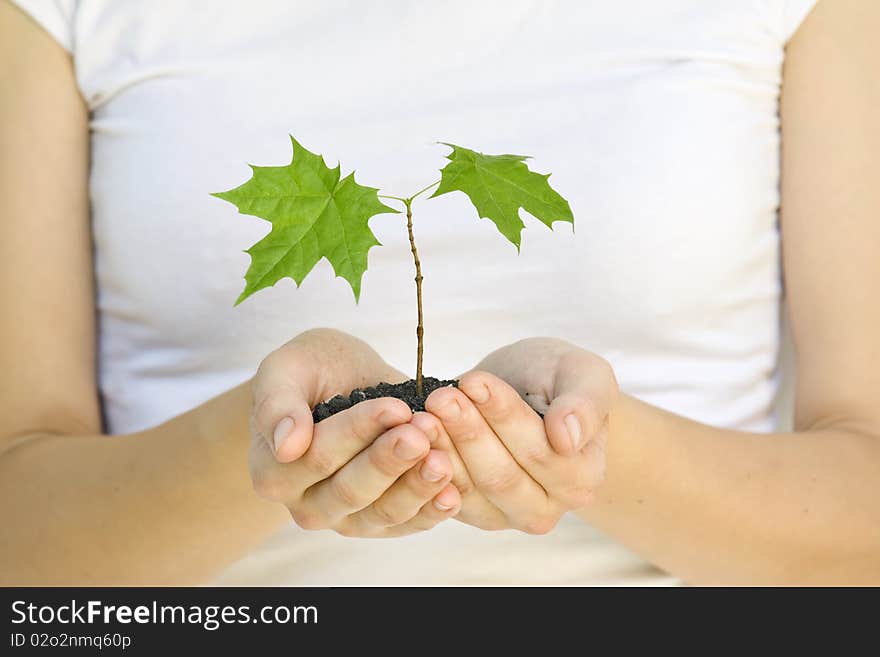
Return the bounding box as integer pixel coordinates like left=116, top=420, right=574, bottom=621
left=407, top=179, right=440, bottom=202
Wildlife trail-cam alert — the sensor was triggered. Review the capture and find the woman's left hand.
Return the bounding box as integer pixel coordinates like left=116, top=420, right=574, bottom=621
left=411, top=338, right=619, bottom=534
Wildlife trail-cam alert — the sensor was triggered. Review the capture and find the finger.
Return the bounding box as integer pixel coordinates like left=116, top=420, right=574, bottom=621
left=288, top=397, right=413, bottom=491
left=545, top=351, right=618, bottom=456
left=457, top=372, right=599, bottom=508
left=410, top=411, right=508, bottom=530
left=378, top=484, right=462, bottom=538
left=541, top=422, right=608, bottom=509
left=298, top=423, right=430, bottom=524
left=349, top=449, right=454, bottom=529
left=457, top=371, right=581, bottom=489
left=425, top=386, right=552, bottom=524
left=579, top=420, right=609, bottom=488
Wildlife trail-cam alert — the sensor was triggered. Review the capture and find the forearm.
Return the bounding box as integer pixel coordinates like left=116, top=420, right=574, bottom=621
left=0, top=381, right=288, bottom=585
left=578, top=394, right=880, bottom=585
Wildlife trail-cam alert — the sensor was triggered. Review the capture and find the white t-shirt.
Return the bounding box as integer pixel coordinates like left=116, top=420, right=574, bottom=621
left=14, top=0, right=817, bottom=585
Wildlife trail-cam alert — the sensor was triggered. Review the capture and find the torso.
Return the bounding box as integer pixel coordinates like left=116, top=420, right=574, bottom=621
left=50, top=0, right=815, bottom=584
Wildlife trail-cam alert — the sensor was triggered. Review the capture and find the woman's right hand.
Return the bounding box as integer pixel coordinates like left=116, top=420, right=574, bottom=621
left=249, top=328, right=461, bottom=537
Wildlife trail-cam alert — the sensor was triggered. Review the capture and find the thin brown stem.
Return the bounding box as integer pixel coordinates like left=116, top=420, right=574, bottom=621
left=404, top=199, right=424, bottom=397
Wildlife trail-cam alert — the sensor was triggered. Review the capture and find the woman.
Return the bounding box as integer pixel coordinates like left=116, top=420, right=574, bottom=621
left=1, top=0, right=877, bottom=585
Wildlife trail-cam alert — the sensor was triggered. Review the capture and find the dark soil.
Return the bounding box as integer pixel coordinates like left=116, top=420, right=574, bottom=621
left=312, top=377, right=458, bottom=423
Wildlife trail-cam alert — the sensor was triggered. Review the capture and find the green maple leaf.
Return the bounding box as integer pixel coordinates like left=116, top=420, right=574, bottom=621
left=430, top=143, right=573, bottom=249
left=212, top=136, right=398, bottom=304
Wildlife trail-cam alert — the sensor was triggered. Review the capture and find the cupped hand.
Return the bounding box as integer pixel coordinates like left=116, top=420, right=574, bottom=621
left=413, top=338, right=618, bottom=534
left=249, top=328, right=461, bottom=537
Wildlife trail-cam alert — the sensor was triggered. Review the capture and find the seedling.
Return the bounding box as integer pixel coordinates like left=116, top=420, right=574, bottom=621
left=213, top=137, right=573, bottom=401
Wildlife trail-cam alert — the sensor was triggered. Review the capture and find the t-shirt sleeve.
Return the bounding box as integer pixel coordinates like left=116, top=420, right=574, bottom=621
left=9, top=0, right=77, bottom=53
left=780, top=0, right=820, bottom=44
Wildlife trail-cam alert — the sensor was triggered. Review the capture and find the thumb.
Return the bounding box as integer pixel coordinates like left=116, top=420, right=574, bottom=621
left=544, top=351, right=618, bottom=457
left=251, top=382, right=315, bottom=463
left=252, top=347, right=320, bottom=464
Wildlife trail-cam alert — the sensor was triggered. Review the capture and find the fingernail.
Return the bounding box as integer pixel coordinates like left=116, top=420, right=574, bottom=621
left=468, top=383, right=490, bottom=404
left=273, top=416, right=294, bottom=453
left=434, top=499, right=454, bottom=511
left=420, top=462, right=445, bottom=482
left=440, top=399, right=461, bottom=420
left=394, top=436, right=425, bottom=460
left=412, top=415, right=440, bottom=443
left=423, top=424, right=440, bottom=443
left=378, top=408, right=407, bottom=425
left=564, top=414, right=582, bottom=452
